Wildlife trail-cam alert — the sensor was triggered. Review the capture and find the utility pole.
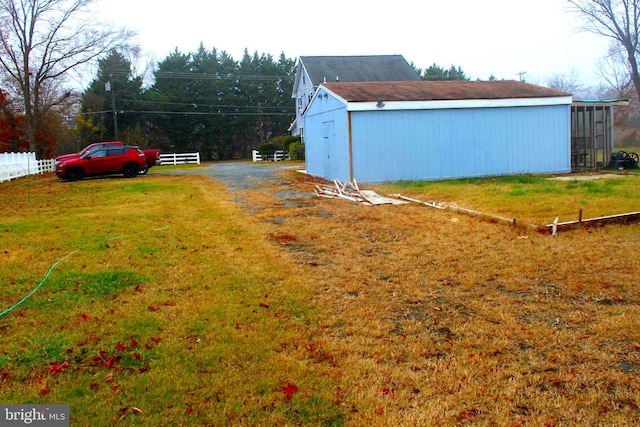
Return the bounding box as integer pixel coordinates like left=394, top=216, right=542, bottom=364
left=257, top=102, right=264, bottom=146
left=105, top=76, right=118, bottom=140
left=517, top=71, right=527, bottom=82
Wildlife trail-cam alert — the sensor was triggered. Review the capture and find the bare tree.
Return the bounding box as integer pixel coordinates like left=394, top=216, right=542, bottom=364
left=545, top=68, right=586, bottom=97
left=597, top=43, right=635, bottom=97
left=567, top=0, right=640, bottom=101
left=0, top=0, right=134, bottom=156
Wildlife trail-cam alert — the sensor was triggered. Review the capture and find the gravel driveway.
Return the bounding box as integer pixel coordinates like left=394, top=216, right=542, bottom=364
left=163, top=161, right=311, bottom=206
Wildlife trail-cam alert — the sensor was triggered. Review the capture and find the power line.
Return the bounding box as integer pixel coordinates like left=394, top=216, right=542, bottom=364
left=105, top=70, right=294, bottom=81
left=80, top=110, right=293, bottom=117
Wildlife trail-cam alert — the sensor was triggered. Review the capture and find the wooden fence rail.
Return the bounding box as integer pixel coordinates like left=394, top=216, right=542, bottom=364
left=252, top=150, right=289, bottom=162
left=0, top=152, right=55, bottom=183
left=159, top=152, right=201, bottom=165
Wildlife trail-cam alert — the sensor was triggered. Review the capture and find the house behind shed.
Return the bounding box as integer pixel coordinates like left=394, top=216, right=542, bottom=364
left=304, top=80, right=572, bottom=183
left=289, top=55, right=419, bottom=136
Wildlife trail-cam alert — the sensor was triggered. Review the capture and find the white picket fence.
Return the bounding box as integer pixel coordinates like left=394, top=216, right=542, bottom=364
left=252, top=150, right=289, bottom=162
left=159, top=152, right=201, bottom=165
left=0, top=152, right=55, bottom=183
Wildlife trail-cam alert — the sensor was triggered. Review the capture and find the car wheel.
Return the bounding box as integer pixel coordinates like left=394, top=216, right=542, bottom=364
left=139, top=166, right=149, bottom=175
left=67, top=168, right=83, bottom=181
left=123, top=164, right=139, bottom=178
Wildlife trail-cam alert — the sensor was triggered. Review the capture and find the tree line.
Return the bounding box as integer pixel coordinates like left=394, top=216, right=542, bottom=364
left=76, top=47, right=297, bottom=160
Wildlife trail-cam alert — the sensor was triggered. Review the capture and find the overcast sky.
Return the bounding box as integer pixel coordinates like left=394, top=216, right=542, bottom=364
left=91, top=0, right=610, bottom=88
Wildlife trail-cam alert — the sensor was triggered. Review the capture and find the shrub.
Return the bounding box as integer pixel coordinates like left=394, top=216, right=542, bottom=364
left=283, top=135, right=301, bottom=153
left=257, top=142, right=277, bottom=156
left=289, top=142, right=305, bottom=161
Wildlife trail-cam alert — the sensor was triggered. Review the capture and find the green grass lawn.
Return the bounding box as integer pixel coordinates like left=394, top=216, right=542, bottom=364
left=377, top=172, right=640, bottom=227
left=0, top=174, right=343, bottom=426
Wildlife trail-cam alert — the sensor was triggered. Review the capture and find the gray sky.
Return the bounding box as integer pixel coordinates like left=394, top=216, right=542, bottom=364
left=92, top=0, right=610, bottom=87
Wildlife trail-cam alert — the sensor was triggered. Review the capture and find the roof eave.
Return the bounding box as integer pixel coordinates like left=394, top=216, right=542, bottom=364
left=346, top=96, right=574, bottom=111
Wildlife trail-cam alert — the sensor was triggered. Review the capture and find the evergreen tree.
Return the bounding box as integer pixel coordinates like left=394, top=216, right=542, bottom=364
left=421, top=63, right=468, bottom=81
left=80, top=50, right=144, bottom=143
left=145, top=46, right=296, bottom=159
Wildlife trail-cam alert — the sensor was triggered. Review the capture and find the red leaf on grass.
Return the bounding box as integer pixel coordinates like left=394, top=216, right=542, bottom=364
left=39, top=385, right=51, bottom=396
left=116, top=342, right=125, bottom=352
left=259, top=302, right=269, bottom=309
left=49, top=361, right=70, bottom=374
left=148, top=305, right=159, bottom=312
left=150, top=336, right=161, bottom=344
left=282, top=383, right=298, bottom=402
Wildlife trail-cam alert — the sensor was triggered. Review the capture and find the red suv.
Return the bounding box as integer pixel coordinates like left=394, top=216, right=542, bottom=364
left=55, top=146, right=148, bottom=181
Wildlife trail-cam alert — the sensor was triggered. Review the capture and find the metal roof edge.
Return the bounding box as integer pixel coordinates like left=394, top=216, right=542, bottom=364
left=346, top=96, right=573, bottom=111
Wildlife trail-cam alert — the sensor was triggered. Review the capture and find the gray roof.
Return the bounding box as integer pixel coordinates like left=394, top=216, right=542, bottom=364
left=299, top=55, right=420, bottom=85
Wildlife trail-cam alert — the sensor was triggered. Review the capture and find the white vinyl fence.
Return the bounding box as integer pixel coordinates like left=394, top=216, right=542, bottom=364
left=0, top=152, right=55, bottom=183
left=252, top=150, right=289, bottom=162
left=159, top=152, right=200, bottom=165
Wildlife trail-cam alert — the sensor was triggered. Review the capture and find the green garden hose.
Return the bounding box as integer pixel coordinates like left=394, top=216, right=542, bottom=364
left=0, top=250, right=79, bottom=318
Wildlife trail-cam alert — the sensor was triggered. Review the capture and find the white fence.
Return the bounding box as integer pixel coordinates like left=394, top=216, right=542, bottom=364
left=0, top=152, right=55, bottom=183
left=159, top=152, right=201, bottom=165
left=252, top=150, right=289, bottom=162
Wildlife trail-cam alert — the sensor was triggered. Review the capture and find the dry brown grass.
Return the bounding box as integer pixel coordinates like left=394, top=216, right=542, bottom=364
left=242, top=170, right=640, bottom=426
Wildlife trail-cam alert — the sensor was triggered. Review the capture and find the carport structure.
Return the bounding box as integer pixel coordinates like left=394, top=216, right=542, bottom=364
left=571, top=99, right=629, bottom=171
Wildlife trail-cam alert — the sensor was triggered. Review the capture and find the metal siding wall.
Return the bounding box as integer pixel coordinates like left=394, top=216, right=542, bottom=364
left=351, top=105, right=570, bottom=182
left=304, top=95, right=351, bottom=181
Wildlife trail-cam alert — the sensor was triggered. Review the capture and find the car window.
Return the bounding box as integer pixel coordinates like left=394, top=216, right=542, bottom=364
left=88, top=149, right=107, bottom=158
left=81, top=143, right=121, bottom=156
left=107, top=148, right=126, bottom=157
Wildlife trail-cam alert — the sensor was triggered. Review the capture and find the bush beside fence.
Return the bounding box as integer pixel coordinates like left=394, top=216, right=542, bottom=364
left=0, top=152, right=55, bottom=183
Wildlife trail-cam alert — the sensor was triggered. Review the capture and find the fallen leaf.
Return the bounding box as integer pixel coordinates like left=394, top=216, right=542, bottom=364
left=148, top=305, right=159, bottom=312
left=132, top=407, right=142, bottom=415
left=282, top=383, right=298, bottom=402
left=259, top=302, right=269, bottom=309
left=49, top=361, right=70, bottom=374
